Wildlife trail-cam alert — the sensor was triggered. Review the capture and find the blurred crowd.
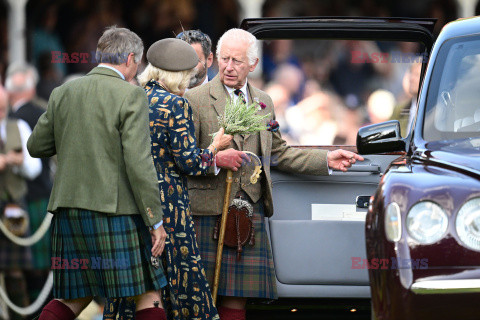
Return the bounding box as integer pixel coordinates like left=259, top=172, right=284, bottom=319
left=0, top=0, right=471, bottom=318
left=0, top=0, right=464, bottom=149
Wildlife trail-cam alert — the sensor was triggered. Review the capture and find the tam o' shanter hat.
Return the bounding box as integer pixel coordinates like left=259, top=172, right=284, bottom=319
left=146, top=38, right=198, bottom=71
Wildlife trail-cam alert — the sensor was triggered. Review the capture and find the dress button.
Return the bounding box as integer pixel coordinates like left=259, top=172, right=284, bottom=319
left=241, top=183, right=246, bottom=188
left=234, top=178, right=240, bottom=183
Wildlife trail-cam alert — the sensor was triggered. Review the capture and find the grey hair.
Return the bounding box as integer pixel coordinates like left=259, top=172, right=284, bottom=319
left=176, top=29, right=212, bottom=60
left=216, top=28, right=258, bottom=66
left=96, top=26, right=144, bottom=65
left=5, top=62, right=39, bottom=92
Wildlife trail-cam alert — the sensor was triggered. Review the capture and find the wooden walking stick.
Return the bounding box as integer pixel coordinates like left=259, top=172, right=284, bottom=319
left=212, top=152, right=262, bottom=304
left=212, top=169, right=233, bottom=304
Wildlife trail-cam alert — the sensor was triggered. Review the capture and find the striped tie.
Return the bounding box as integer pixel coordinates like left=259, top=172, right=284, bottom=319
left=234, top=89, right=246, bottom=104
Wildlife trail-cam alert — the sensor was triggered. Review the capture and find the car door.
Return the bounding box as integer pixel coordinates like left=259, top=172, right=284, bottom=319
left=241, top=17, right=435, bottom=298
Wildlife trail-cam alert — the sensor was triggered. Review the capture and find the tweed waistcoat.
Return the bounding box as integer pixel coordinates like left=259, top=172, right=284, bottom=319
left=0, top=120, right=27, bottom=202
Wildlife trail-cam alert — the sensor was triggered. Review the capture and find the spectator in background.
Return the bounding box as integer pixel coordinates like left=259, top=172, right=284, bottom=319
left=31, top=3, right=67, bottom=78
left=6, top=63, right=54, bottom=306
left=264, top=82, right=296, bottom=144
left=36, top=52, right=63, bottom=101
left=263, top=40, right=301, bottom=83
left=176, top=29, right=214, bottom=89
left=366, top=89, right=396, bottom=125
left=286, top=91, right=339, bottom=145
left=271, top=63, right=305, bottom=105
left=391, top=61, right=422, bottom=136
left=0, top=85, right=41, bottom=320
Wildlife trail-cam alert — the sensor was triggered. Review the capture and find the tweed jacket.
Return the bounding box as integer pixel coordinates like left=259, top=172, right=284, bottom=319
left=184, top=75, right=329, bottom=217
left=27, top=67, right=164, bottom=227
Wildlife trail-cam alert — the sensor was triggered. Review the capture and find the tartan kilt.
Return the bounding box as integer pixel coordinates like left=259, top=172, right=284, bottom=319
left=0, top=229, right=33, bottom=270
left=193, top=200, right=278, bottom=299
left=28, top=198, right=51, bottom=269
left=51, top=208, right=167, bottom=300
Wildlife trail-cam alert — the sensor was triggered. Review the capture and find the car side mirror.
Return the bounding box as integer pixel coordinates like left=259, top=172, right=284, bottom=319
left=356, top=120, right=406, bottom=155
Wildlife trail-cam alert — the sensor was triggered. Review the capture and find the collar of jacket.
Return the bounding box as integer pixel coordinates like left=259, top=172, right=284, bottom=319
left=87, top=66, right=125, bottom=80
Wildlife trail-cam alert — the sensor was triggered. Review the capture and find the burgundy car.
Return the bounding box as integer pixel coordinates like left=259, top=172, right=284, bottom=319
left=357, top=16, right=480, bottom=320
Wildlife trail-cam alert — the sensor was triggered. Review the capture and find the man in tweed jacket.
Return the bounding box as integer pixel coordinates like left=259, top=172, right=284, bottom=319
left=184, top=28, right=363, bottom=320
left=28, top=27, right=168, bottom=320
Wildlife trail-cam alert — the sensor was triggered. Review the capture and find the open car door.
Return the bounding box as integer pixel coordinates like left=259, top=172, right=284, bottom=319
left=240, top=17, right=435, bottom=299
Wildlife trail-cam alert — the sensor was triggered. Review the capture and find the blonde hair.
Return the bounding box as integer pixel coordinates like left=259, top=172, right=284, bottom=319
left=138, top=63, right=195, bottom=95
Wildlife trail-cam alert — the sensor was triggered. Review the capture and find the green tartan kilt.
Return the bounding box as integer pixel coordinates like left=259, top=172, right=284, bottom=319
left=28, top=198, right=51, bottom=269
left=51, top=208, right=167, bottom=299
left=192, top=200, right=278, bottom=300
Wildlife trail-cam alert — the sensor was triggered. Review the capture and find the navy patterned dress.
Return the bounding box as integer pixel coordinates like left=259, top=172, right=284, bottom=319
left=146, top=80, right=219, bottom=320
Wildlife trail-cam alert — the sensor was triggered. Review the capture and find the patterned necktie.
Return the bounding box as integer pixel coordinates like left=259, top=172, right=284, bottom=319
left=234, top=89, right=246, bottom=104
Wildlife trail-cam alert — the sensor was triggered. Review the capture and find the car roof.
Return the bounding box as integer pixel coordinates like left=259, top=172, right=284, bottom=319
left=241, top=16, right=436, bottom=51
left=437, top=15, right=480, bottom=43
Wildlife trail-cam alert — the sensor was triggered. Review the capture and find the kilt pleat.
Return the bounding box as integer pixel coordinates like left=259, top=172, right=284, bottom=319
left=51, top=208, right=167, bottom=299
left=193, top=201, right=278, bottom=299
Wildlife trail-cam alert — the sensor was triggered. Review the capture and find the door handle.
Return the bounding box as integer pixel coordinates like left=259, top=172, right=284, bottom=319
left=356, top=196, right=371, bottom=208
left=348, top=164, right=381, bottom=173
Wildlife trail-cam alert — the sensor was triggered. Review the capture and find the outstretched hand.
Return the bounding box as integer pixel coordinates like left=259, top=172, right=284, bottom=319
left=327, top=149, right=364, bottom=172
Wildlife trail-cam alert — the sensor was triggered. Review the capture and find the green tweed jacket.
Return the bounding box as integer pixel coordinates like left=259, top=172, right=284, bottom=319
left=27, top=67, right=164, bottom=227
left=184, top=75, right=329, bottom=218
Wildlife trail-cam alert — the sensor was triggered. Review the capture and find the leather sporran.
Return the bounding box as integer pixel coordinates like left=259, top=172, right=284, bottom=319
left=1, top=203, right=29, bottom=236
left=214, top=197, right=255, bottom=261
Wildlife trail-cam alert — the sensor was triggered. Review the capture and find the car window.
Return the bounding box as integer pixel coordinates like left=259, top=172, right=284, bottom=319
left=424, top=35, right=480, bottom=141
left=260, top=39, right=425, bottom=145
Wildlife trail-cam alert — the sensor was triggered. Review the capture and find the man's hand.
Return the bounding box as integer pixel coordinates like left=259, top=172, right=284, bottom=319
left=5, top=151, right=23, bottom=167
left=0, top=155, right=7, bottom=171
left=327, top=149, right=364, bottom=172
left=150, top=225, right=167, bottom=257
left=216, top=148, right=251, bottom=171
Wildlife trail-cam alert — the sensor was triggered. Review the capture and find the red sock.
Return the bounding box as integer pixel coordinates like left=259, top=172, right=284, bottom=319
left=218, top=306, right=246, bottom=320
left=136, top=307, right=167, bottom=320
left=38, top=299, right=76, bottom=320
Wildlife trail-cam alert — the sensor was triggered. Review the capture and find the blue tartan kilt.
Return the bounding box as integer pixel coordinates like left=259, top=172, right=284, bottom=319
left=51, top=208, right=167, bottom=299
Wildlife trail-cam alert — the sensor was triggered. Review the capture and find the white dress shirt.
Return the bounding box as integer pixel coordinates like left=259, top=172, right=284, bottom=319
left=98, top=64, right=125, bottom=80
left=0, top=118, right=41, bottom=180
left=225, top=81, right=249, bottom=104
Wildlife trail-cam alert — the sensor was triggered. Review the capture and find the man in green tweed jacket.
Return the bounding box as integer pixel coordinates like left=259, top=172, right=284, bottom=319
left=184, top=28, right=363, bottom=320
left=28, top=27, right=168, bottom=320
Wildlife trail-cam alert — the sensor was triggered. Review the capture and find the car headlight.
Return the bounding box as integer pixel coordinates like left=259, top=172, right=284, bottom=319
left=456, top=198, right=480, bottom=251
left=406, top=201, right=448, bottom=244
left=385, top=202, right=402, bottom=242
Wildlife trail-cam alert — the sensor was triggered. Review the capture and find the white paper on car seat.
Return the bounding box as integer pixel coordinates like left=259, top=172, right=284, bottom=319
left=311, top=204, right=367, bottom=221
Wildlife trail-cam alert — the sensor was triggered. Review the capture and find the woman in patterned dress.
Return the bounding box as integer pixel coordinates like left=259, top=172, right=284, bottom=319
left=104, top=38, right=232, bottom=320
left=140, top=38, right=233, bottom=320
